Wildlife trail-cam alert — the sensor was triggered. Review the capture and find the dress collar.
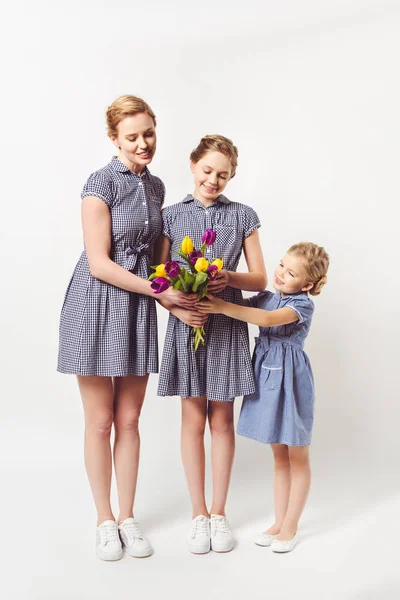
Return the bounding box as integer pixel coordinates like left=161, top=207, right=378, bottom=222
left=181, top=193, right=231, bottom=205
left=110, top=156, right=149, bottom=177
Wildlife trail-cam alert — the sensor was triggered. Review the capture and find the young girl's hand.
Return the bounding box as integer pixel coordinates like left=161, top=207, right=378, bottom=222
left=196, top=294, right=226, bottom=314
left=174, top=308, right=208, bottom=327
left=207, top=270, right=230, bottom=294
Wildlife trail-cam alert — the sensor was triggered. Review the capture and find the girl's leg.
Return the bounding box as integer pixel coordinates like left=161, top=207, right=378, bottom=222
left=181, top=396, right=208, bottom=517
left=277, top=445, right=311, bottom=541
left=113, top=374, right=149, bottom=522
left=265, top=444, right=291, bottom=535
left=77, top=376, right=115, bottom=525
left=208, top=400, right=235, bottom=516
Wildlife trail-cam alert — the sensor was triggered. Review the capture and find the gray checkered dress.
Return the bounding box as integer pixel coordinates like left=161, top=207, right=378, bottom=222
left=157, top=194, right=261, bottom=402
left=57, top=157, right=165, bottom=377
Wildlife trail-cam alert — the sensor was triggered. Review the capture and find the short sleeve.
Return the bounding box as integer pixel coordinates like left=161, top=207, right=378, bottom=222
left=162, top=207, right=172, bottom=240
left=81, top=172, right=114, bottom=208
left=286, top=297, right=314, bottom=323
left=242, top=205, right=261, bottom=238
left=246, top=290, right=272, bottom=308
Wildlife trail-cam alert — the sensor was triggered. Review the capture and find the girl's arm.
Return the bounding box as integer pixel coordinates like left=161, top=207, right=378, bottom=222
left=196, top=294, right=298, bottom=328
left=208, top=229, right=267, bottom=294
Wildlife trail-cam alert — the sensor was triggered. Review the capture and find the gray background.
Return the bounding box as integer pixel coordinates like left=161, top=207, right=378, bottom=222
left=1, top=1, right=398, bottom=598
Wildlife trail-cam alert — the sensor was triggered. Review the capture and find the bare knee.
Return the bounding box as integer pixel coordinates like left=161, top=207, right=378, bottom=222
left=208, top=408, right=234, bottom=436
left=86, top=410, right=114, bottom=439
left=288, top=446, right=310, bottom=470
left=114, top=411, right=141, bottom=435
left=182, top=412, right=206, bottom=437
left=271, top=444, right=290, bottom=469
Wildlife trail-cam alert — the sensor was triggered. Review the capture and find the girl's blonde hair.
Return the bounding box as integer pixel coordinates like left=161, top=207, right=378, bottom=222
left=106, top=95, right=156, bottom=138
left=190, top=134, right=238, bottom=178
left=288, top=242, right=329, bottom=296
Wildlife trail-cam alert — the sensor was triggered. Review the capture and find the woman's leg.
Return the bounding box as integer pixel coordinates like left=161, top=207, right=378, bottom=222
left=265, top=444, right=291, bottom=535
left=113, top=374, right=149, bottom=522
left=181, top=396, right=208, bottom=517
left=77, top=376, right=114, bottom=525
left=208, top=401, right=235, bottom=516
left=277, top=445, right=311, bottom=541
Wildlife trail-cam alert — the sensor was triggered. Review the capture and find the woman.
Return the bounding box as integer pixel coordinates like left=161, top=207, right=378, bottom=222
left=58, top=95, right=182, bottom=560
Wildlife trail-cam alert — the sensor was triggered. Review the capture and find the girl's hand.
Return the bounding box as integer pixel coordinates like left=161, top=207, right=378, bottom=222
left=174, top=308, right=208, bottom=327
left=163, top=287, right=198, bottom=309
left=196, top=294, right=226, bottom=314
left=207, top=270, right=230, bottom=294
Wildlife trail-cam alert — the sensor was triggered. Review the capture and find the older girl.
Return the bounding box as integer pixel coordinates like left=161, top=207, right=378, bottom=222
left=157, top=135, right=267, bottom=553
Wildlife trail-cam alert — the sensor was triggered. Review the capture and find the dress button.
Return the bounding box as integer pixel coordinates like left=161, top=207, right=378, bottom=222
left=145, top=221, right=149, bottom=224
left=205, top=211, right=209, bottom=215
left=138, top=181, right=143, bottom=186
left=142, top=202, right=146, bottom=205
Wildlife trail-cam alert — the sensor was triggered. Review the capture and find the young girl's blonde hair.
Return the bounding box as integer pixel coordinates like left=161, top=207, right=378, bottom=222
left=106, top=95, right=156, bottom=138
left=288, top=242, right=329, bottom=296
left=190, top=134, right=238, bottom=178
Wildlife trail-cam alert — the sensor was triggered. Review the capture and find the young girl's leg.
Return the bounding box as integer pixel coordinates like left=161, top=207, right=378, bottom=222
left=208, top=401, right=235, bottom=516
left=77, top=376, right=115, bottom=525
left=181, top=396, right=208, bottom=517
left=113, top=374, right=149, bottom=521
left=265, top=444, right=291, bottom=535
left=277, top=445, right=311, bottom=541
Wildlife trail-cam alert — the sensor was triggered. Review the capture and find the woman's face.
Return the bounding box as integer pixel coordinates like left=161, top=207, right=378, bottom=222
left=190, top=151, right=232, bottom=204
left=111, top=112, right=156, bottom=174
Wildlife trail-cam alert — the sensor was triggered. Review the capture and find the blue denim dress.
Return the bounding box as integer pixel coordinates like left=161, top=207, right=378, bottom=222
left=237, top=290, right=315, bottom=446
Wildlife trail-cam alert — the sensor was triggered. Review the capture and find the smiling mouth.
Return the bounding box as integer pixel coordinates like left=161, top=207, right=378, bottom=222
left=137, top=151, right=151, bottom=158
left=203, top=184, right=218, bottom=192
left=275, top=277, right=283, bottom=285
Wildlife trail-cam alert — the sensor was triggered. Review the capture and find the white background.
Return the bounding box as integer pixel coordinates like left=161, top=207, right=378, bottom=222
left=1, top=1, right=399, bottom=598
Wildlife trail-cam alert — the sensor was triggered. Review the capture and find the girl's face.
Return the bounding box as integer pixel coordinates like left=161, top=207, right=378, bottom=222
left=274, top=253, right=313, bottom=295
left=190, top=151, right=232, bottom=204
left=111, top=113, right=156, bottom=174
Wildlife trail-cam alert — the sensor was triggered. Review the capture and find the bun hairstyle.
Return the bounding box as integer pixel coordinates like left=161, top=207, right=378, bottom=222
left=190, top=134, right=238, bottom=178
left=288, top=242, right=330, bottom=296
left=106, top=95, right=156, bottom=138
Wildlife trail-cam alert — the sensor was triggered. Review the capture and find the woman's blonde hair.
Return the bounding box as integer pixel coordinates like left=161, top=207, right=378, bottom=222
left=190, top=134, right=238, bottom=178
left=288, top=242, right=330, bottom=296
left=106, top=95, right=156, bottom=138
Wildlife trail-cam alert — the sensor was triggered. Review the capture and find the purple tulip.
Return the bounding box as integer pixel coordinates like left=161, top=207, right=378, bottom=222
left=165, top=261, right=181, bottom=278
left=207, top=265, right=219, bottom=280
left=202, top=229, right=217, bottom=246
left=150, top=277, right=171, bottom=294
left=189, top=250, right=203, bottom=265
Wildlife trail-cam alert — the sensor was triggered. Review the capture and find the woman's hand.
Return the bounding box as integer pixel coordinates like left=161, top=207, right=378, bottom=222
left=196, top=294, right=226, bottom=314
left=173, top=308, right=208, bottom=327
left=207, top=269, right=230, bottom=294
left=162, top=287, right=198, bottom=309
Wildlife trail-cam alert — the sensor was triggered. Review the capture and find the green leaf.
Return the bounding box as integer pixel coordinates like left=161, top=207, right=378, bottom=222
left=148, top=273, right=158, bottom=281
left=192, top=271, right=208, bottom=292
left=173, top=279, right=182, bottom=290
left=178, top=274, right=188, bottom=292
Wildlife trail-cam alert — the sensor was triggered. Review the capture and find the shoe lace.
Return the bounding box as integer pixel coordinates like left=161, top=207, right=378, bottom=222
left=121, top=520, right=143, bottom=543
left=192, top=517, right=208, bottom=538
left=100, top=522, right=118, bottom=545
left=212, top=516, right=229, bottom=535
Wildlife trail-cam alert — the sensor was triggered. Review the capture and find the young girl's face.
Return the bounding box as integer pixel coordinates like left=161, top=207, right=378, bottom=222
left=274, top=253, right=313, bottom=295
left=190, top=151, right=232, bottom=204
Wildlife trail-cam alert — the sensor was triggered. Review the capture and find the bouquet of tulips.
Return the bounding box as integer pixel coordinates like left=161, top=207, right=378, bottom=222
left=149, top=229, right=223, bottom=351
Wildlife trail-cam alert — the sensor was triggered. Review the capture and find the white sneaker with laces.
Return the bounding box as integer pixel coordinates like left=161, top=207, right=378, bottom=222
left=253, top=532, right=276, bottom=547
left=96, top=520, right=123, bottom=561
left=118, top=517, right=153, bottom=558
left=271, top=532, right=299, bottom=553
left=210, top=514, right=234, bottom=552
left=187, top=515, right=210, bottom=554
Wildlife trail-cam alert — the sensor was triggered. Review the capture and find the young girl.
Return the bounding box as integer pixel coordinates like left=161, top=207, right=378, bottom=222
left=157, top=135, right=267, bottom=554
left=197, top=242, right=329, bottom=553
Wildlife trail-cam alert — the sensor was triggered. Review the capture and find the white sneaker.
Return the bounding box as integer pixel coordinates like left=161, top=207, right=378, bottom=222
left=210, top=514, right=234, bottom=553
left=96, top=520, right=123, bottom=561
left=253, top=532, right=276, bottom=547
left=187, top=515, right=210, bottom=554
left=271, top=532, right=299, bottom=553
left=118, top=517, right=153, bottom=558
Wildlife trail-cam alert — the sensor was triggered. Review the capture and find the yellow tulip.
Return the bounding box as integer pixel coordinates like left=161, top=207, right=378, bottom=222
left=181, top=236, right=194, bottom=254
left=194, top=257, right=209, bottom=272
left=211, top=258, right=223, bottom=272
left=155, top=263, right=167, bottom=277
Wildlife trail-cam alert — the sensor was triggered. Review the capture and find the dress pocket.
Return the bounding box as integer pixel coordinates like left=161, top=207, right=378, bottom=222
left=261, top=364, right=283, bottom=390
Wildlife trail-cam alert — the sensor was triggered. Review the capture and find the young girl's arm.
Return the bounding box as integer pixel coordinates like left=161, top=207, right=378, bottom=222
left=208, top=229, right=267, bottom=294
left=196, top=293, right=298, bottom=328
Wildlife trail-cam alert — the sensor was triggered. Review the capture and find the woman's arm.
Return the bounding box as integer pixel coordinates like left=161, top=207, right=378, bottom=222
left=207, top=229, right=267, bottom=294
left=196, top=294, right=298, bottom=328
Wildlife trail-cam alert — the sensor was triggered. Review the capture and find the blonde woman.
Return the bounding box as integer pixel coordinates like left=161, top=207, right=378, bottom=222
left=58, top=95, right=179, bottom=560
left=158, top=135, right=267, bottom=553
